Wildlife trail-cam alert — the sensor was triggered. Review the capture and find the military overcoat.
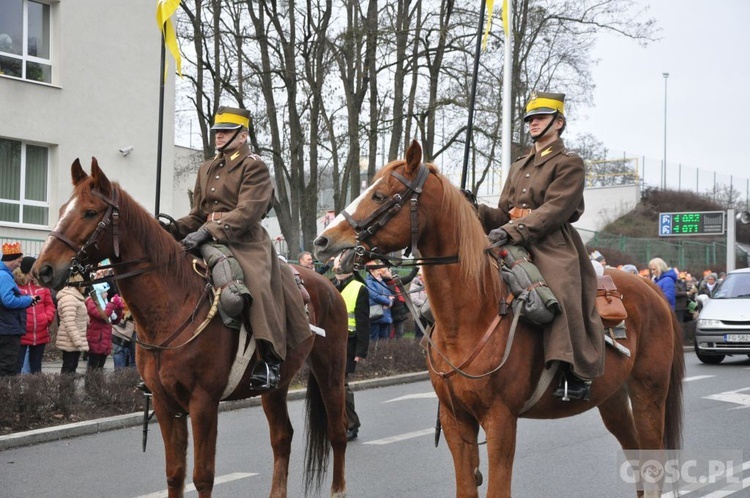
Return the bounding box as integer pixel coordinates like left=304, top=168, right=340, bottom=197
left=478, top=138, right=604, bottom=380
left=174, top=143, right=311, bottom=360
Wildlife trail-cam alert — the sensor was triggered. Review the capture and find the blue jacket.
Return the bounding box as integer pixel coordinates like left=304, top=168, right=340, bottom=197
left=654, top=268, right=678, bottom=310
left=0, top=262, right=33, bottom=336
left=365, top=273, right=393, bottom=324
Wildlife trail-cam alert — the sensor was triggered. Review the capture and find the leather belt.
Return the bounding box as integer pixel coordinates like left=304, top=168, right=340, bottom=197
left=509, top=207, right=532, bottom=220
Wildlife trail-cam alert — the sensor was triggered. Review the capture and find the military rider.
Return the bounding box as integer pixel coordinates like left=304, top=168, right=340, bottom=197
left=477, top=92, right=604, bottom=401
left=169, top=106, right=312, bottom=391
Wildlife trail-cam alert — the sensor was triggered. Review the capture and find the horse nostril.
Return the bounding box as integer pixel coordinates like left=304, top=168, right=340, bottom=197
left=313, top=236, right=327, bottom=249
left=37, top=264, right=53, bottom=284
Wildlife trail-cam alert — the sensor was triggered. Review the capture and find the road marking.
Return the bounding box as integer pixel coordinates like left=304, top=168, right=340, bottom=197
left=703, top=387, right=750, bottom=409
left=661, top=460, right=750, bottom=497
left=684, top=375, right=715, bottom=382
left=135, top=472, right=257, bottom=497
left=384, top=392, right=437, bottom=403
left=363, top=428, right=434, bottom=445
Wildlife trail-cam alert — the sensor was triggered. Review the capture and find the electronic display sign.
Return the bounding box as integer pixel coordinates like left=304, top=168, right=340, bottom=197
left=658, top=211, right=725, bottom=236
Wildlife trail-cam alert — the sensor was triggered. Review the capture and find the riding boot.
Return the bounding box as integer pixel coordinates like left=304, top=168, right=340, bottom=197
left=136, top=380, right=152, bottom=394
left=249, top=340, right=281, bottom=392
left=552, top=363, right=591, bottom=401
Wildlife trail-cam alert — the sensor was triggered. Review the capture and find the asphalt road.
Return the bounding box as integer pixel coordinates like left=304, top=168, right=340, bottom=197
left=2, top=353, right=750, bottom=497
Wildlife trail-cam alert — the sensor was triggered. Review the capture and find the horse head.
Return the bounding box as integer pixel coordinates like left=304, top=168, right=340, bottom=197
left=314, top=140, right=438, bottom=271
left=34, top=157, right=118, bottom=289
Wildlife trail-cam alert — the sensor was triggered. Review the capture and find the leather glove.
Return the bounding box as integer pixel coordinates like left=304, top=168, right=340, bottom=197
left=488, top=227, right=510, bottom=246
left=180, top=227, right=212, bottom=251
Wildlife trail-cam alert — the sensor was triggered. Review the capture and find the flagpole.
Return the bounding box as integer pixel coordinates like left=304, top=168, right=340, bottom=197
left=500, top=0, right=513, bottom=187
left=155, top=29, right=166, bottom=217
left=461, top=0, right=486, bottom=191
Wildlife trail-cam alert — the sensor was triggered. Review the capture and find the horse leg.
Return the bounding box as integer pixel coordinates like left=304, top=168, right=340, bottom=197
left=629, top=377, right=671, bottom=498
left=189, top=393, right=220, bottom=498
left=153, top=396, right=189, bottom=498
left=262, top=387, right=294, bottom=498
left=482, top=405, right=518, bottom=498
left=440, top=405, right=482, bottom=498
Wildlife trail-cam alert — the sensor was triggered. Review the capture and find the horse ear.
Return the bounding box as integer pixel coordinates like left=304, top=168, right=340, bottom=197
left=71, top=158, right=89, bottom=186
left=90, top=157, right=112, bottom=195
left=404, top=140, right=422, bottom=175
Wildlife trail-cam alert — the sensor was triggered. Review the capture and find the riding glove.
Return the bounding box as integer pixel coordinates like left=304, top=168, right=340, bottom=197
left=181, top=227, right=212, bottom=251
left=488, top=227, right=510, bottom=246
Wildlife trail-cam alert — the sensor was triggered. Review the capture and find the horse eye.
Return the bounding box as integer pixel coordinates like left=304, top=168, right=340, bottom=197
left=84, top=210, right=98, bottom=218
left=372, top=191, right=387, bottom=203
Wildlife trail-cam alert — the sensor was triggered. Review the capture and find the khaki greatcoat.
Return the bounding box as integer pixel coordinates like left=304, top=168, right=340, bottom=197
left=174, top=143, right=311, bottom=360
left=478, top=138, right=604, bottom=380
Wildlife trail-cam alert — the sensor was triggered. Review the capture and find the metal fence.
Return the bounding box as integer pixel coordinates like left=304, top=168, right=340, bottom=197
left=0, top=236, right=46, bottom=258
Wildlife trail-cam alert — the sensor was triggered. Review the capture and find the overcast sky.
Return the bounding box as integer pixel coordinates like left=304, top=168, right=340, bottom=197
left=574, top=0, right=749, bottom=194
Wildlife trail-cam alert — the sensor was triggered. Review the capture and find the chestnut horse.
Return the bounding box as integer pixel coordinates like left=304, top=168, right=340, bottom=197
left=314, top=140, right=684, bottom=497
left=33, top=159, right=349, bottom=498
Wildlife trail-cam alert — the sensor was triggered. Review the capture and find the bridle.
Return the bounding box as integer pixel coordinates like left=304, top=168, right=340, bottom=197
left=49, top=187, right=150, bottom=285
left=340, top=162, right=458, bottom=269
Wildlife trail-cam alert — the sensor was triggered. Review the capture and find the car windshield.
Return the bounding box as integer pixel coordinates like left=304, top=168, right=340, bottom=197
left=712, top=272, right=750, bottom=299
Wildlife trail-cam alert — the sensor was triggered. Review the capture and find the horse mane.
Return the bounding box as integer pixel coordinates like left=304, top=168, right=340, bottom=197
left=110, top=183, right=200, bottom=288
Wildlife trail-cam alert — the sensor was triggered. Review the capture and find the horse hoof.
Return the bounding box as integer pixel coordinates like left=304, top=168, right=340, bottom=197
left=474, top=468, right=483, bottom=486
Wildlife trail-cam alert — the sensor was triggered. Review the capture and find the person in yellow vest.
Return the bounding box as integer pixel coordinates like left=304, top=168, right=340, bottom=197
left=331, top=256, right=370, bottom=441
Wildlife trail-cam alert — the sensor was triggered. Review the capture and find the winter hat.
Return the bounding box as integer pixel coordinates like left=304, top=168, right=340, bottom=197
left=20, top=256, right=36, bottom=275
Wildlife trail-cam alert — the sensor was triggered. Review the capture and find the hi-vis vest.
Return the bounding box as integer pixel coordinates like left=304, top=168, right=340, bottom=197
left=340, top=279, right=364, bottom=334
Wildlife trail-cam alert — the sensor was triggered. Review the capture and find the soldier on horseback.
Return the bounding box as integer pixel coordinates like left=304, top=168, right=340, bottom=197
left=166, top=106, right=312, bottom=391
left=478, top=91, right=605, bottom=400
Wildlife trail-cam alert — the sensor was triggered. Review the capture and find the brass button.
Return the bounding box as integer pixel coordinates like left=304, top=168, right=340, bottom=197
left=525, top=173, right=530, bottom=178
left=522, top=188, right=527, bottom=193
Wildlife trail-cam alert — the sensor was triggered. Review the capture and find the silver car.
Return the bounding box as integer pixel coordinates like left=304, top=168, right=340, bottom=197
left=694, top=267, right=750, bottom=364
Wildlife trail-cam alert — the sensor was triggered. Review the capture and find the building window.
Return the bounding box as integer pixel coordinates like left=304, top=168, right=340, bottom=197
left=0, top=138, right=50, bottom=227
left=0, top=0, right=52, bottom=83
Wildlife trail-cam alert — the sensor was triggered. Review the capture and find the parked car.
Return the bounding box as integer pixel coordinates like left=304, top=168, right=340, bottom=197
left=694, top=267, right=750, bottom=364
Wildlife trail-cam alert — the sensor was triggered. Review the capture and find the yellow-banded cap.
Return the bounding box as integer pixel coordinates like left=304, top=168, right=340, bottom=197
left=211, top=106, right=250, bottom=130
left=524, top=91, right=565, bottom=122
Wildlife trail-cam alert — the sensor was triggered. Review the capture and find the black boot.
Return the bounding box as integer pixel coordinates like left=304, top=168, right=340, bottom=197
left=552, top=365, right=591, bottom=401
left=249, top=359, right=280, bottom=391
left=136, top=380, right=152, bottom=394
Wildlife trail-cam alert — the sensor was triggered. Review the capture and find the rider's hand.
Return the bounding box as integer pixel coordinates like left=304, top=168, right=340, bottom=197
left=180, top=228, right=212, bottom=251
left=488, top=227, right=510, bottom=246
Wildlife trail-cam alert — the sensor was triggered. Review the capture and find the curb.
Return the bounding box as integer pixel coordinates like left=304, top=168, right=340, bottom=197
left=0, top=371, right=430, bottom=451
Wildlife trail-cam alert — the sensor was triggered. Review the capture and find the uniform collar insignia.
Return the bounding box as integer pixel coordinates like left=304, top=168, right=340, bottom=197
left=540, top=147, right=552, bottom=157
left=230, top=151, right=241, bottom=161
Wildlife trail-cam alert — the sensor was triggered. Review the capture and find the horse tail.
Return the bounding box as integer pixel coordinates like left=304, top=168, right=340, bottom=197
left=663, top=312, right=685, bottom=450
left=303, top=372, right=330, bottom=495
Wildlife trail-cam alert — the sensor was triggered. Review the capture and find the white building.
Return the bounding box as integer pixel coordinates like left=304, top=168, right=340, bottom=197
left=0, top=0, right=176, bottom=255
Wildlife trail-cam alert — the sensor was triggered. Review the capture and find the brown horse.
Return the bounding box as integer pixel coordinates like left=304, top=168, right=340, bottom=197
left=314, top=140, right=684, bottom=498
left=33, top=158, right=349, bottom=498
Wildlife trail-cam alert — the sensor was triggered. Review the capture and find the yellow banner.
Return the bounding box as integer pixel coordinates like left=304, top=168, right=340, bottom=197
left=156, top=0, right=182, bottom=79
left=502, top=0, right=510, bottom=37
left=482, top=0, right=495, bottom=51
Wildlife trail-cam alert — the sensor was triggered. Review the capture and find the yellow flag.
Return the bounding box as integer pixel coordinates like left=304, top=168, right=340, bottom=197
left=156, top=0, right=182, bottom=78
left=482, top=0, right=495, bottom=51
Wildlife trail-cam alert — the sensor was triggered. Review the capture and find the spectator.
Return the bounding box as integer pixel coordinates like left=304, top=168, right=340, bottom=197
left=297, top=251, right=315, bottom=270
left=381, top=267, right=413, bottom=339
left=409, top=268, right=429, bottom=339
left=674, top=270, right=689, bottom=322
left=56, top=274, right=89, bottom=374
left=331, top=258, right=370, bottom=441
left=14, top=257, right=55, bottom=374
left=649, top=257, right=677, bottom=309
left=0, top=242, right=35, bottom=377
left=85, top=286, right=124, bottom=370
left=111, top=299, right=136, bottom=369
left=364, top=261, right=394, bottom=341
left=620, top=264, right=639, bottom=275
left=590, top=250, right=609, bottom=268
left=697, top=272, right=719, bottom=298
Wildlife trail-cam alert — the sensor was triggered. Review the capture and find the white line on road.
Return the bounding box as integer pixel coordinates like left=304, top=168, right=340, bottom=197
left=363, top=428, right=435, bottom=445
left=135, top=472, right=258, bottom=498
left=704, top=387, right=750, bottom=409
left=661, top=460, right=750, bottom=497
left=684, top=375, right=716, bottom=382
left=384, top=392, right=437, bottom=403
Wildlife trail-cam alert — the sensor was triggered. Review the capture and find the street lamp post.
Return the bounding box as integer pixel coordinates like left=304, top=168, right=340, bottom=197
left=661, top=73, right=669, bottom=190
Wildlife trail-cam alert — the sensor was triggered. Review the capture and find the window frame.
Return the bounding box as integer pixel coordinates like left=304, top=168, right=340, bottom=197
left=0, top=0, right=54, bottom=84
left=0, top=137, right=51, bottom=229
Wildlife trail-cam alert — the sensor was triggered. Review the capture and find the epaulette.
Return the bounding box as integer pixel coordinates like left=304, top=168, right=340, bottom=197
left=563, top=149, right=579, bottom=157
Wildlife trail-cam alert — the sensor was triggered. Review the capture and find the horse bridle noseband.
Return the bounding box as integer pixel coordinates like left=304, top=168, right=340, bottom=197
left=49, top=188, right=149, bottom=285
left=340, top=163, right=458, bottom=269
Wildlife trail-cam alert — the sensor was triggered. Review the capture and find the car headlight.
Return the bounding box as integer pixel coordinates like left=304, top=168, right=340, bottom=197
left=697, top=318, right=722, bottom=328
